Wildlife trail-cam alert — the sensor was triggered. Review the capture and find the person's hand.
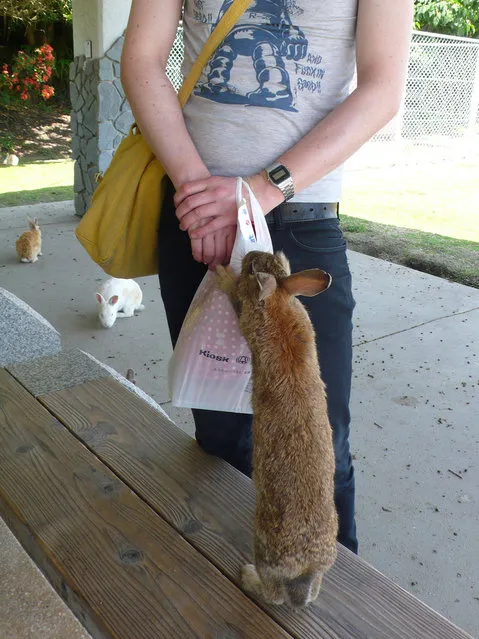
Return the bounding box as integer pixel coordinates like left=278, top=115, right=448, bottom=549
left=175, top=173, right=283, bottom=240
left=174, top=176, right=239, bottom=239
left=175, top=173, right=283, bottom=267
left=200, top=224, right=237, bottom=270
left=188, top=216, right=213, bottom=267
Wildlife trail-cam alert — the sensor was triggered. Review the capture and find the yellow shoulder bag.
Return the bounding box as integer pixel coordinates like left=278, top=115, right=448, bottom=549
left=75, top=0, right=252, bottom=278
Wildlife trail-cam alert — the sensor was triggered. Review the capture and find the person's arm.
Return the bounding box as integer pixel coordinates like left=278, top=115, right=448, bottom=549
left=176, top=0, right=414, bottom=240
left=120, top=0, right=210, bottom=188
left=121, top=0, right=223, bottom=265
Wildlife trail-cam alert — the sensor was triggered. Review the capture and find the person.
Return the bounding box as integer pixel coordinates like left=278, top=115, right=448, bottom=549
left=121, top=0, right=414, bottom=554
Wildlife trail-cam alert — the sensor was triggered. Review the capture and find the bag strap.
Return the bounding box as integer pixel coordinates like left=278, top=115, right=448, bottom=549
left=178, top=0, right=252, bottom=106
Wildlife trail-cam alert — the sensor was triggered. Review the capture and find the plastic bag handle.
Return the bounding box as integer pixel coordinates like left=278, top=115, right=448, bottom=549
left=235, top=177, right=273, bottom=249
left=228, top=178, right=273, bottom=275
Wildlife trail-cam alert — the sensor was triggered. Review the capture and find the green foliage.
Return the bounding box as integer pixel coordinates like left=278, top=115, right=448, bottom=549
left=51, top=56, right=72, bottom=101
left=0, top=132, right=16, bottom=154
left=414, top=0, right=479, bottom=37
left=2, top=0, right=72, bottom=26
left=53, top=57, right=70, bottom=83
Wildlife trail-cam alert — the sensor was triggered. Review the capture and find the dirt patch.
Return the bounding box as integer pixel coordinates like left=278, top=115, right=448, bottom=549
left=0, top=103, right=71, bottom=161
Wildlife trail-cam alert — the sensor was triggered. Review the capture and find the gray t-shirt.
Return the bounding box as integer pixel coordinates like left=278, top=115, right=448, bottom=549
left=182, top=0, right=358, bottom=202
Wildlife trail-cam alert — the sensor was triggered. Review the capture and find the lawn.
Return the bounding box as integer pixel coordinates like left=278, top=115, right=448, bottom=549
left=342, top=160, right=479, bottom=243
left=0, top=159, right=74, bottom=207
left=341, top=159, right=479, bottom=288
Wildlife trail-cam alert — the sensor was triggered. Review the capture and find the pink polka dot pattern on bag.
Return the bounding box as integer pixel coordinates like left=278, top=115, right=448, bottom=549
left=168, top=178, right=273, bottom=414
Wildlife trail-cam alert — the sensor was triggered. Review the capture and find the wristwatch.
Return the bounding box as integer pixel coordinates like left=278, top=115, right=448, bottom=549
left=264, top=163, right=295, bottom=201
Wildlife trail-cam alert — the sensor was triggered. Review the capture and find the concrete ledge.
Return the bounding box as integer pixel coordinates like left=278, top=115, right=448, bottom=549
left=0, top=288, right=61, bottom=367
left=2, top=287, right=173, bottom=425
left=7, top=348, right=172, bottom=421
left=7, top=349, right=109, bottom=396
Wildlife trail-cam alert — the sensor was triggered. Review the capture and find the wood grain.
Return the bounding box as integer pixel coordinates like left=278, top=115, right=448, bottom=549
left=38, top=375, right=473, bottom=639
left=0, top=369, right=293, bottom=639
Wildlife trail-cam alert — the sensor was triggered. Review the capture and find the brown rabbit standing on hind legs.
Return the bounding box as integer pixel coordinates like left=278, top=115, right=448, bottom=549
left=16, top=217, right=42, bottom=263
left=216, top=250, right=338, bottom=608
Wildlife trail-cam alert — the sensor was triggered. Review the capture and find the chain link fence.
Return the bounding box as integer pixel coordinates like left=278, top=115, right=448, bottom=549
left=165, top=27, right=184, bottom=92
left=375, top=31, right=479, bottom=145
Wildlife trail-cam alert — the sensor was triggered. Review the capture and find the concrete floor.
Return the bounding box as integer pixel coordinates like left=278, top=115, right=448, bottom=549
left=1, top=201, right=478, bottom=638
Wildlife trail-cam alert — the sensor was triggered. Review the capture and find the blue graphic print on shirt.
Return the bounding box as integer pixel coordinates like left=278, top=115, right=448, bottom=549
left=194, top=0, right=310, bottom=111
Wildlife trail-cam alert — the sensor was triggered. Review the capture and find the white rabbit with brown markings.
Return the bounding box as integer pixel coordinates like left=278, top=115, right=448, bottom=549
left=216, top=250, right=338, bottom=607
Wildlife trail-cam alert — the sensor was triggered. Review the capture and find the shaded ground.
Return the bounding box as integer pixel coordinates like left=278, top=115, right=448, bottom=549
left=1, top=202, right=478, bottom=638
left=0, top=103, right=71, bottom=161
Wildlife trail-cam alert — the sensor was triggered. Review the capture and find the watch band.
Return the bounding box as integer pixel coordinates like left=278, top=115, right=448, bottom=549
left=265, top=163, right=295, bottom=201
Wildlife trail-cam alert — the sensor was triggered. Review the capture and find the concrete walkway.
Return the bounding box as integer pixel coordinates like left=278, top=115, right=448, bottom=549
left=1, top=201, right=478, bottom=638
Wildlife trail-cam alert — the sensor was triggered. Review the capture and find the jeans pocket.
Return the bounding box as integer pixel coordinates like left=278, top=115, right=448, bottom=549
left=287, top=219, right=347, bottom=253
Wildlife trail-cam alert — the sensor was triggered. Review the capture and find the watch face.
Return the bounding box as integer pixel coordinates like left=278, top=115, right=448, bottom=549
left=270, top=165, right=290, bottom=185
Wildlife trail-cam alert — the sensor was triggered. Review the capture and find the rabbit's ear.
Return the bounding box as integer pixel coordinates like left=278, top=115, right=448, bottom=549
left=109, top=295, right=119, bottom=305
left=281, top=269, right=332, bottom=297
left=96, top=293, right=105, bottom=304
left=256, top=272, right=277, bottom=301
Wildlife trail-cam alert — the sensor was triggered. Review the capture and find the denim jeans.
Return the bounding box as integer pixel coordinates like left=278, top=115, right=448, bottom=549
left=158, top=179, right=358, bottom=553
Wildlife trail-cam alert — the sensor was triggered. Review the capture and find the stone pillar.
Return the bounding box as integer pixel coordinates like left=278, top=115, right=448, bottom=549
left=70, top=0, right=133, bottom=216
left=70, top=1, right=183, bottom=217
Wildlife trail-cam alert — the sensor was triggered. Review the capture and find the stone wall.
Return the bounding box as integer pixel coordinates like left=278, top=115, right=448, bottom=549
left=69, top=34, right=134, bottom=217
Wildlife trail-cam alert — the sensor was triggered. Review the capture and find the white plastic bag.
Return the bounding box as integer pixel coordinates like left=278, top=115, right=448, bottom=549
left=168, top=178, right=273, bottom=413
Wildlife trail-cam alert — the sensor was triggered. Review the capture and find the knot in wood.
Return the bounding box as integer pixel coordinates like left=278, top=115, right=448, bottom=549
left=16, top=444, right=33, bottom=454
left=119, top=548, right=144, bottom=564
left=182, top=519, right=202, bottom=535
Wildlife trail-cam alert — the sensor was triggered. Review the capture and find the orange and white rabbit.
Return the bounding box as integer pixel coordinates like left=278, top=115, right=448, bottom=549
left=16, top=217, right=42, bottom=263
left=217, top=250, right=338, bottom=608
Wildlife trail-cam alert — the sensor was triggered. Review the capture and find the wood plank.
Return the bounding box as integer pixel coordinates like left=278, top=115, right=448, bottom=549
left=38, top=376, right=474, bottom=639
left=0, top=369, right=293, bottom=639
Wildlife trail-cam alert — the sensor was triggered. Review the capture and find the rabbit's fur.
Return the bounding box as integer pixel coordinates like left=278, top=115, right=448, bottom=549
left=16, top=217, right=42, bottom=263
left=96, top=278, right=145, bottom=328
left=216, top=251, right=338, bottom=607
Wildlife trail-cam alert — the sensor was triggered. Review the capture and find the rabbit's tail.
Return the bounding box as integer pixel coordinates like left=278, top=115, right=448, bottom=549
left=284, top=572, right=316, bottom=608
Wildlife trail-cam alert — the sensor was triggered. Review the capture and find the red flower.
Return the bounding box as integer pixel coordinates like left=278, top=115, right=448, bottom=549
left=41, top=85, right=54, bottom=100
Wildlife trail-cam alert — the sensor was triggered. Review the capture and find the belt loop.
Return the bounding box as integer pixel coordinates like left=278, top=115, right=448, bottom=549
left=337, top=202, right=340, bottom=220
left=275, top=206, right=285, bottom=231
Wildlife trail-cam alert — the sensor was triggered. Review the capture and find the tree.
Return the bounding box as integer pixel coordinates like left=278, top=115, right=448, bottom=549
left=2, top=0, right=72, bottom=45
left=414, top=0, right=479, bottom=37
left=2, top=0, right=72, bottom=26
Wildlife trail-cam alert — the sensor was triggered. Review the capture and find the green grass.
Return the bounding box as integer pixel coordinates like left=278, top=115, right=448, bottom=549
left=342, top=161, right=479, bottom=242
left=0, top=159, right=73, bottom=207
left=340, top=159, right=479, bottom=287
left=342, top=215, right=479, bottom=288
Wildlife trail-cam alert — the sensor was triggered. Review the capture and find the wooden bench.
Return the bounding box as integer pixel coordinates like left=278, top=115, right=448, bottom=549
left=0, top=364, right=473, bottom=639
